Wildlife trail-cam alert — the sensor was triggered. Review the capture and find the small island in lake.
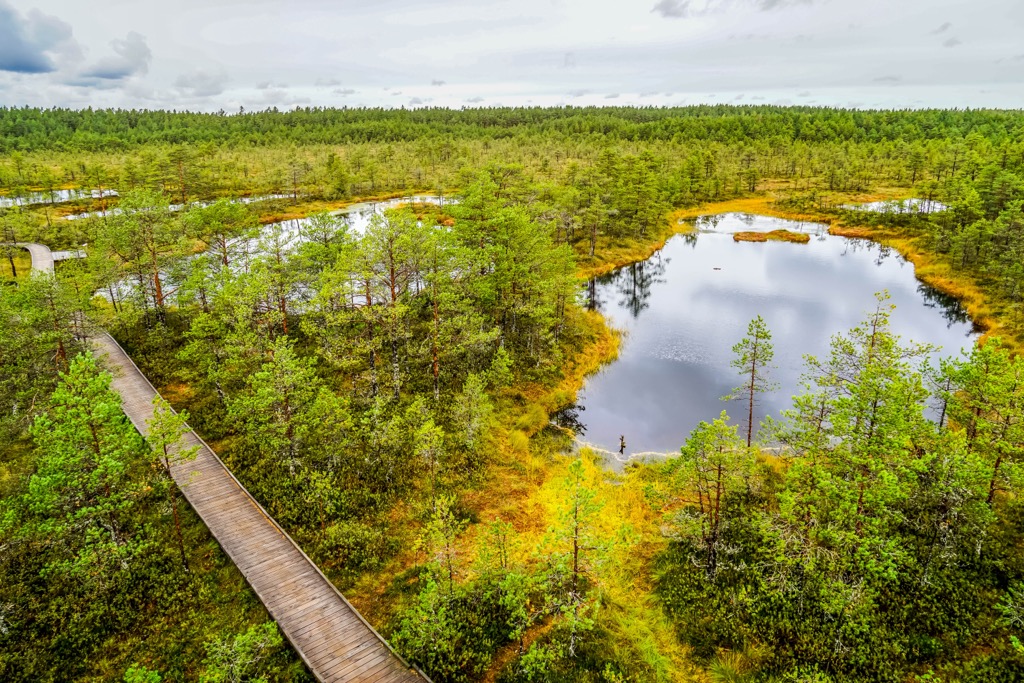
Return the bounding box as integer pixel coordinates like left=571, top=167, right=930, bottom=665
left=733, top=229, right=811, bottom=244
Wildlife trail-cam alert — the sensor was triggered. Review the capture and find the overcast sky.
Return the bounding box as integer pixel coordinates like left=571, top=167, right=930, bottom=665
left=1, top=0, right=1022, bottom=112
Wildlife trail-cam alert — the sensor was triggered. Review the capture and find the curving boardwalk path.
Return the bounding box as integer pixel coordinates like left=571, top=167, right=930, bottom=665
left=15, top=243, right=428, bottom=683
left=15, top=242, right=55, bottom=273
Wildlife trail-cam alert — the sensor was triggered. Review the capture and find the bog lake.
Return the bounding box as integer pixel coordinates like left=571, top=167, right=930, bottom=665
left=576, top=213, right=977, bottom=467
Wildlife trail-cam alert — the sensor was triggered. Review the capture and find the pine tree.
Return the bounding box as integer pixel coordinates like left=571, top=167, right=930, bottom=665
left=670, top=412, right=753, bottom=577
left=725, top=315, right=777, bottom=447
left=145, top=397, right=199, bottom=571
left=779, top=294, right=936, bottom=580
left=941, top=338, right=1024, bottom=506
left=227, top=336, right=322, bottom=475
left=547, top=458, right=604, bottom=658
left=101, top=189, right=180, bottom=314
left=24, top=354, right=146, bottom=579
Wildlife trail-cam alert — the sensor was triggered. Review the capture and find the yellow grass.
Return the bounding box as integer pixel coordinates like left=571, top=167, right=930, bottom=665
left=0, top=248, right=32, bottom=281
left=733, top=229, right=810, bottom=244
left=669, top=196, right=823, bottom=223
left=576, top=219, right=696, bottom=280
left=346, top=309, right=622, bottom=625
left=436, top=312, right=699, bottom=679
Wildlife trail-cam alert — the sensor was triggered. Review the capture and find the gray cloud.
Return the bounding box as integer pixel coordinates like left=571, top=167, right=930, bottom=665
left=332, top=88, right=356, bottom=96
left=0, top=2, right=76, bottom=74
left=244, top=84, right=310, bottom=108
left=652, top=0, right=691, bottom=17
left=653, top=0, right=814, bottom=18
left=409, top=97, right=424, bottom=105
left=873, top=75, right=901, bottom=83
left=465, top=96, right=484, bottom=103
left=758, top=0, right=811, bottom=9
left=174, top=69, right=229, bottom=97
left=431, top=79, right=445, bottom=86
left=315, top=77, right=341, bottom=86
left=605, top=92, right=619, bottom=98
left=81, top=32, right=150, bottom=80
left=943, top=37, right=962, bottom=48
left=930, top=22, right=952, bottom=34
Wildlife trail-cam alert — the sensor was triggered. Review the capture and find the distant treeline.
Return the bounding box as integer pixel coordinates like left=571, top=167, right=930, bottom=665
left=3, top=105, right=1024, bottom=152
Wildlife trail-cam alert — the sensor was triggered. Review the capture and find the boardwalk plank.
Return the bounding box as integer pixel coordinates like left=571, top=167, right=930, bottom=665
left=297, top=609, right=367, bottom=639
left=350, top=655, right=397, bottom=680
left=298, top=613, right=368, bottom=647
left=316, top=640, right=380, bottom=676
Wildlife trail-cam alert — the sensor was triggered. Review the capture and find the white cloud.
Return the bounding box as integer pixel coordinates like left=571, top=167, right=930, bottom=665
left=80, top=31, right=150, bottom=80
left=175, top=69, right=229, bottom=97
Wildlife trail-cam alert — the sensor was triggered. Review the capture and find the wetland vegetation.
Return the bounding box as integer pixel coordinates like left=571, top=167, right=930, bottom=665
left=2, top=105, right=1024, bottom=682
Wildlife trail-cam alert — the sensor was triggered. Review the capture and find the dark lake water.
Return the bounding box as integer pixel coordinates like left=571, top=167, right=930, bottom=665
left=576, top=213, right=978, bottom=467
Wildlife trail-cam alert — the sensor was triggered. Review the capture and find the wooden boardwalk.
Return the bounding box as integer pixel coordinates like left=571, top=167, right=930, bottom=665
left=17, top=243, right=428, bottom=683
left=16, top=242, right=55, bottom=273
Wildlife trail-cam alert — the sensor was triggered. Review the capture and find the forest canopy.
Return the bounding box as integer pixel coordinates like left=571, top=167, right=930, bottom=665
left=2, top=105, right=1024, bottom=152
left=2, top=104, right=1024, bottom=682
